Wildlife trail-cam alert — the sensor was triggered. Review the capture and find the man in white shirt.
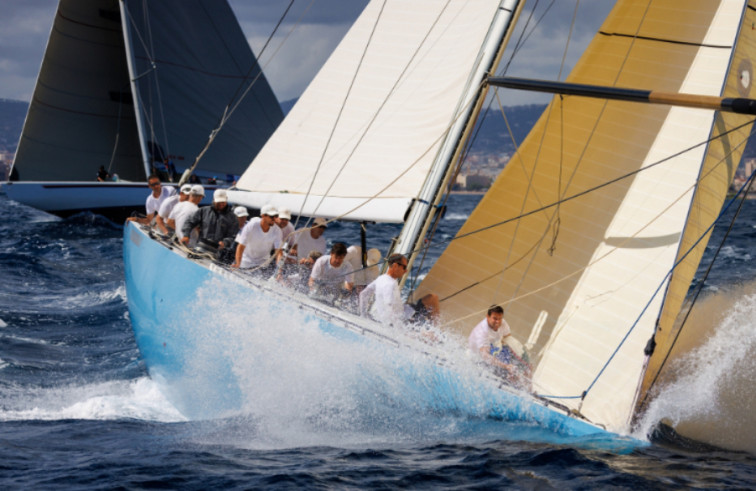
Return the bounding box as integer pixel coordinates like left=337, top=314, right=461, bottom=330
left=289, top=217, right=328, bottom=260
left=126, top=174, right=176, bottom=225
left=309, top=242, right=354, bottom=300
left=167, top=184, right=204, bottom=240
left=358, top=253, right=439, bottom=327
left=468, top=305, right=531, bottom=387
left=276, top=207, right=295, bottom=244
left=155, top=183, right=191, bottom=234
left=233, top=204, right=282, bottom=271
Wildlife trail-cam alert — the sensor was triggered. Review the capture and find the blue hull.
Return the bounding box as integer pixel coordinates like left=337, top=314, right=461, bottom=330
left=123, top=223, right=641, bottom=448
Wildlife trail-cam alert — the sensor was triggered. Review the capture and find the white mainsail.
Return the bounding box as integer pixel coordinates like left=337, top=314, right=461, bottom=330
left=232, top=0, right=517, bottom=222
left=12, top=0, right=282, bottom=182
left=416, top=0, right=754, bottom=433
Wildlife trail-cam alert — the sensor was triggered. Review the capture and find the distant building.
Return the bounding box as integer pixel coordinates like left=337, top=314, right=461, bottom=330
left=464, top=173, right=492, bottom=191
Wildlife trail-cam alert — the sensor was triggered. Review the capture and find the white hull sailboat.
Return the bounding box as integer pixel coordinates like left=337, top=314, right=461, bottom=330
left=124, top=0, right=756, bottom=448
left=6, top=0, right=282, bottom=221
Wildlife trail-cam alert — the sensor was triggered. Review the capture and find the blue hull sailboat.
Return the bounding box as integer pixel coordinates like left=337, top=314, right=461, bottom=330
left=124, top=0, right=756, bottom=448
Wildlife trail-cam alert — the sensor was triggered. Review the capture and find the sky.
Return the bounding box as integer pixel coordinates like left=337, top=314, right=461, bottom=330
left=0, top=0, right=613, bottom=106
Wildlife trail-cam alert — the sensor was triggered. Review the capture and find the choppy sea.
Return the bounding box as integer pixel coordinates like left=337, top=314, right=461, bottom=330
left=1, top=191, right=756, bottom=489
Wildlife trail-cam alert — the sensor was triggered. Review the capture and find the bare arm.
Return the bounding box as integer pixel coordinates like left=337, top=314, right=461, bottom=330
left=232, top=243, right=245, bottom=268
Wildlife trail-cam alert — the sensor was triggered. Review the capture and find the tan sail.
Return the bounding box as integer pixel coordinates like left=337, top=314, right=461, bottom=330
left=638, top=0, right=756, bottom=413
left=416, top=0, right=750, bottom=433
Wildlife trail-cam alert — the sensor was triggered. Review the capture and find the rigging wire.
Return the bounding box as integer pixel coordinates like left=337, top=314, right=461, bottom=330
left=291, top=0, right=389, bottom=229
left=176, top=0, right=307, bottom=184
left=299, top=0, right=457, bottom=230
left=399, top=117, right=755, bottom=313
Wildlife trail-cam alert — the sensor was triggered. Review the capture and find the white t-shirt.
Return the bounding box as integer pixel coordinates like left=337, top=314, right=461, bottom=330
left=157, top=194, right=180, bottom=218
left=236, top=217, right=283, bottom=268
left=310, top=255, right=354, bottom=288
left=146, top=186, right=176, bottom=216
left=169, top=201, right=198, bottom=239
left=359, top=274, right=411, bottom=326
left=468, top=317, right=512, bottom=354
left=290, top=228, right=326, bottom=258
left=278, top=222, right=295, bottom=244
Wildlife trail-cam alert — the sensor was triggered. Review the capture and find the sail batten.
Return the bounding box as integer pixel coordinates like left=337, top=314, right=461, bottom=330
left=417, top=0, right=750, bottom=433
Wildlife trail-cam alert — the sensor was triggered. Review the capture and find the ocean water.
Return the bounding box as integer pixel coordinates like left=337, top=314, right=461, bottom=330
left=1, top=192, right=756, bottom=489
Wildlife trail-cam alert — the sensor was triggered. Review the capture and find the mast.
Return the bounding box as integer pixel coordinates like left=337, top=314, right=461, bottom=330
left=391, top=0, right=523, bottom=274
left=119, top=0, right=152, bottom=180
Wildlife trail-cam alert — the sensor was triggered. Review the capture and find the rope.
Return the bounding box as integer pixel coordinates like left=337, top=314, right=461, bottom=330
left=298, top=0, right=456, bottom=228
left=179, top=0, right=311, bottom=185
left=439, top=119, right=752, bottom=324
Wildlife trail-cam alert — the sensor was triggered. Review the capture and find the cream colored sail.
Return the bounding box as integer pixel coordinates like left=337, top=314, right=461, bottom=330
left=416, top=0, right=750, bottom=433
left=638, top=0, right=756, bottom=412
left=233, top=0, right=511, bottom=222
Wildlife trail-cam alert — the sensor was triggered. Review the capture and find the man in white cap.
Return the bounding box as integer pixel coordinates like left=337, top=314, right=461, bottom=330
left=167, top=184, right=204, bottom=241
left=182, top=188, right=238, bottom=251
left=155, top=183, right=191, bottom=235
left=126, top=174, right=176, bottom=225
left=218, top=206, right=249, bottom=264
left=289, top=217, right=328, bottom=262
left=275, top=207, right=295, bottom=243
left=468, top=305, right=531, bottom=387
left=233, top=206, right=249, bottom=230
left=233, top=204, right=283, bottom=272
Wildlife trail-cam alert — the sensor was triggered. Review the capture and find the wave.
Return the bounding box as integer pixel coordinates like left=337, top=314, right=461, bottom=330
left=637, top=281, right=756, bottom=453
left=0, top=378, right=186, bottom=423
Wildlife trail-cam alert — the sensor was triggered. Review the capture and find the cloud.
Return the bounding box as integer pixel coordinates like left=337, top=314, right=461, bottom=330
left=0, top=0, right=611, bottom=105
left=0, top=0, right=57, bottom=101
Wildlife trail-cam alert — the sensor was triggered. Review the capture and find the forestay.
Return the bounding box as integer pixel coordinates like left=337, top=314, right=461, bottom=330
left=232, top=0, right=507, bottom=222
left=416, top=0, right=754, bottom=433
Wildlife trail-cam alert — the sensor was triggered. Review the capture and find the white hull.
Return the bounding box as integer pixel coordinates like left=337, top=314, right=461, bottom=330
left=5, top=181, right=216, bottom=221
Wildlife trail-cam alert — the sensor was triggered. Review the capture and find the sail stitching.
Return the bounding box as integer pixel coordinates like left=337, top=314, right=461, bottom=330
left=301, top=0, right=456, bottom=225
left=432, top=119, right=754, bottom=310
left=475, top=0, right=652, bottom=318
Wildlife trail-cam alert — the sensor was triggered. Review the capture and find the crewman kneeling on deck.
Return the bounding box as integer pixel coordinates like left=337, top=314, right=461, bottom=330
left=309, top=242, right=354, bottom=304
left=358, top=253, right=440, bottom=328
left=468, top=305, right=531, bottom=389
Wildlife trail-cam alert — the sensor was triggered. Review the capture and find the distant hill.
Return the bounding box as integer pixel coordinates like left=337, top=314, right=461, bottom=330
left=468, top=103, right=546, bottom=156
left=2, top=97, right=755, bottom=164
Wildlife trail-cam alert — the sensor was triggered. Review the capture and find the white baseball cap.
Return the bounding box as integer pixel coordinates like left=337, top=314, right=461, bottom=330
left=234, top=206, right=248, bottom=217
left=313, top=217, right=328, bottom=228
left=180, top=184, right=192, bottom=194
left=260, top=204, right=278, bottom=216
left=190, top=184, right=205, bottom=196
left=278, top=207, right=292, bottom=220
left=213, top=189, right=228, bottom=203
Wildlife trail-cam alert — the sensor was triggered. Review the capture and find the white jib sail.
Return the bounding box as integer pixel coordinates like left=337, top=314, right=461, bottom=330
left=232, top=0, right=508, bottom=222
